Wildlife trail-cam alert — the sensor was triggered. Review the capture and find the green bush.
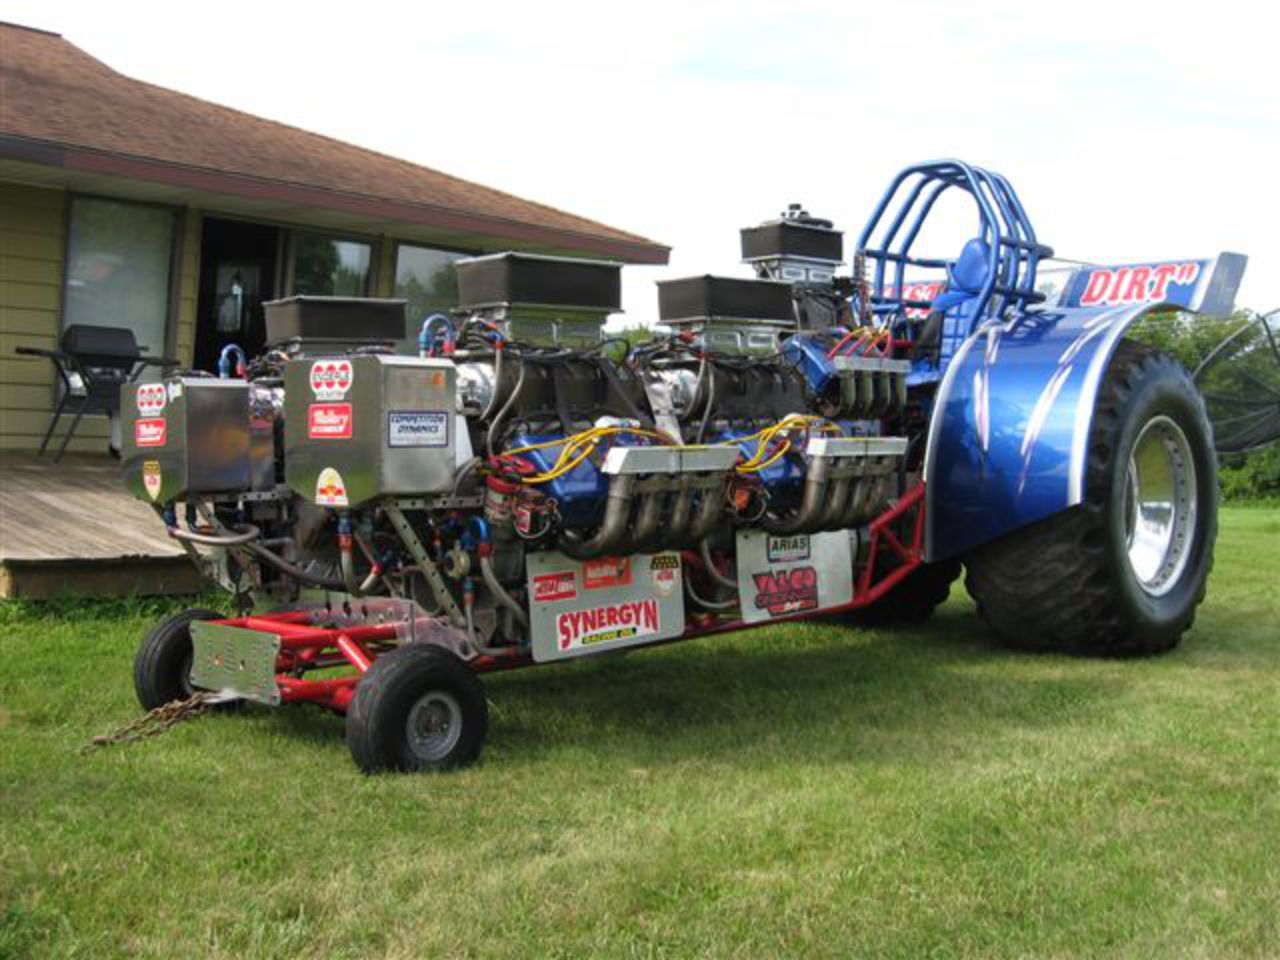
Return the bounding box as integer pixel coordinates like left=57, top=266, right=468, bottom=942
left=1128, top=310, right=1278, bottom=503
left=1220, top=444, right=1280, bottom=503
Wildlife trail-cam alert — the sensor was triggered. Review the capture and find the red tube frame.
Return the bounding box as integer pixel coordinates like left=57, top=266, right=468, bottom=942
left=207, top=485, right=927, bottom=711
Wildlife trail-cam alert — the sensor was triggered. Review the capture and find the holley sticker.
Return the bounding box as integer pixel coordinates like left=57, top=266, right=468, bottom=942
left=556, top=599, right=659, bottom=651
left=142, top=460, right=162, bottom=501
left=315, top=467, right=349, bottom=506
left=583, top=556, right=631, bottom=589
left=308, top=403, right=352, bottom=439
left=310, top=359, right=353, bottom=401
left=134, top=418, right=167, bottom=447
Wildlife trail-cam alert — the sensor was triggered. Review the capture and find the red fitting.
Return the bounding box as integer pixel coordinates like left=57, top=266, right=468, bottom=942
left=485, top=475, right=522, bottom=495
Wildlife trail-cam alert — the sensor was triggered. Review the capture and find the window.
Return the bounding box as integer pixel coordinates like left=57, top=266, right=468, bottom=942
left=62, top=197, right=175, bottom=366
left=292, top=233, right=371, bottom=296
left=394, top=243, right=468, bottom=328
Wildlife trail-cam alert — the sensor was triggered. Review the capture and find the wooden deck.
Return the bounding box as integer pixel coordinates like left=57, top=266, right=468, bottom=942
left=0, top=452, right=202, bottom=598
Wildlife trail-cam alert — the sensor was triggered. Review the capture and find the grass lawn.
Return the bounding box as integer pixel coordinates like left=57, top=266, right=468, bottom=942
left=2, top=507, right=1277, bottom=959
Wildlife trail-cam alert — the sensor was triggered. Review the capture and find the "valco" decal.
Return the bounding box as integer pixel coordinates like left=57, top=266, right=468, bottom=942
left=308, top=403, right=353, bottom=439
left=134, top=418, right=167, bottom=447
left=310, top=359, right=353, bottom=401
left=752, top=565, right=818, bottom=617
left=556, top=599, right=659, bottom=651
left=136, top=383, right=167, bottom=415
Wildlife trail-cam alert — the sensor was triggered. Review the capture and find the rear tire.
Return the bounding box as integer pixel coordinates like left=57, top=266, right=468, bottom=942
left=133, top=608, right=223, bottom=710
left=840, top=559, right=962, bottom=627
left=346, top=645, right=488, bottom=773
left=965, top=340, right=1217, bottom=656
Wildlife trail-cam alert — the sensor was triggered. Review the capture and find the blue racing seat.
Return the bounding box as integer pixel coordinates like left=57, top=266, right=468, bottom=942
left=931, top=237, right=991, bottom=314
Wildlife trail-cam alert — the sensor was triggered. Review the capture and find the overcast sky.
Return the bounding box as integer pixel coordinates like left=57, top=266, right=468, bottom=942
left=8, top=0, right=1277, bottom=321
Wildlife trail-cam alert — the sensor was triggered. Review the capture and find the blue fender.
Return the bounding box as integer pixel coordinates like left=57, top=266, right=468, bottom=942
left=922, top=303, right=1165, bottom=561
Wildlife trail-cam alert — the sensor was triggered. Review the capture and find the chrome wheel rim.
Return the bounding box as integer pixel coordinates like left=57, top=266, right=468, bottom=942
left=1123, top=415, right=1197, bottom=596
left=405, top=691, right=463, bottom=763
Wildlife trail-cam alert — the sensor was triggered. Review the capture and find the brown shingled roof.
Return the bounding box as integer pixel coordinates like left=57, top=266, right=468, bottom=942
left=0, top=22, right=668, bottom=263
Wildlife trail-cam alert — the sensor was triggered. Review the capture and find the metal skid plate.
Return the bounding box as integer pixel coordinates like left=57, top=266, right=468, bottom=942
left=189, top=622, right=282, bottom=705
left=734, top=530, right=853, bottom=623
left=525, top=551, right=686, bottom=662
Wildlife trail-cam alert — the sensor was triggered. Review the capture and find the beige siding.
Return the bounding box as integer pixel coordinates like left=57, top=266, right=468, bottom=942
left=174, top=209, right=200, bottom=363
left=0, top=189, right=200, bottom=453
left=0, top=183, right=81, bottom=450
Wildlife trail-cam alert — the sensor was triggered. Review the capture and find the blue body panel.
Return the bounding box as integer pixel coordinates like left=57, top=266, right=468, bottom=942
left=923, top=302, right=1156, bottom=561
left=1056, top=253, right=1247, bottom=316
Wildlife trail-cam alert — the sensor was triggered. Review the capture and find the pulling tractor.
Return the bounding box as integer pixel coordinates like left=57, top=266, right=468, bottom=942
left=120, top=160, right=1246, bottom=772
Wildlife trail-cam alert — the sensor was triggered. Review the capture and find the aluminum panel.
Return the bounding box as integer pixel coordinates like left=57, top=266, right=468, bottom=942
left=284, top=354, right=456, bottom=507
left=734, top=530, right=853, bottom=623
left=189, top=621, right=281, bottom=705
left=525, top=550, right=685, bottom=662
left=120, top=378, right=251, bottom=504
left=805, top=436, right=909, bottom=459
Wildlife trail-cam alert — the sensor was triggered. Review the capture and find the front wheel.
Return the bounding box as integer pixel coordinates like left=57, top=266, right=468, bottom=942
left=345, top=645, right=488, bottom=773
left=133, top=608, right=224, bottom=710
left=965, top=341, right=1217, bottom=656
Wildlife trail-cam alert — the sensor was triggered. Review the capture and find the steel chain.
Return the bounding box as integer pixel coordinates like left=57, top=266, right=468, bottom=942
left=80, top=691, right=232, bottom=753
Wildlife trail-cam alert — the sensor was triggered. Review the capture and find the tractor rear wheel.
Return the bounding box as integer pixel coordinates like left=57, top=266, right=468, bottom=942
left=133, top=608, right=224, bottom=710
left=965, top=340, right=1217, bottom=656
left=346, top=644, right=488, bottom=773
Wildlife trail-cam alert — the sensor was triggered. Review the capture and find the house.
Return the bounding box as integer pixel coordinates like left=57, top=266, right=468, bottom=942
left=0, top=21, right=667, bottom=597
left=0, top=21, right=669, bottom=454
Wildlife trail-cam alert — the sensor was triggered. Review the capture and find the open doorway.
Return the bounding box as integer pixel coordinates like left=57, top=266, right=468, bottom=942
left=194, top=217, right=281, bottom=373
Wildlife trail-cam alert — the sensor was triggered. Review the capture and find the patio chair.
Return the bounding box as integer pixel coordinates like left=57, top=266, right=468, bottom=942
left=14, top=325, right=180, bottom=462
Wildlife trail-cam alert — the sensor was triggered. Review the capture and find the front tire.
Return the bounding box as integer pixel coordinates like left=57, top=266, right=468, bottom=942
left=345, top=645, right=488, bottom=773
left=965, top=341, right=1217, bottom=656
left=133, top=608, right=224, bottom=710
